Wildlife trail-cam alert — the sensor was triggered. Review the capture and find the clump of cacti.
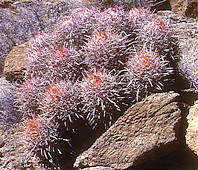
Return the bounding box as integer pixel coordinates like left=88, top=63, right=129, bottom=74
left=15, top=6, right=179, bottom=168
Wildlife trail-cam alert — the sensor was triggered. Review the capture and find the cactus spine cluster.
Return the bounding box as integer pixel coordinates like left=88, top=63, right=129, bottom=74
left=15, top=6, right=178, bottom=168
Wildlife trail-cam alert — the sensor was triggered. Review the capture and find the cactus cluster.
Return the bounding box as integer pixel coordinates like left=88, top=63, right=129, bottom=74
left=15, top=6, right=178, bottom=168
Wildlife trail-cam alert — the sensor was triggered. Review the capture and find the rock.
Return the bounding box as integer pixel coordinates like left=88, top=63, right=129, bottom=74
left=0, top=124, right=45, bottom=170
left=169, top=0, right=187, bottom=14
left=170, top=0, right=198, bottom=18
left=3, top=43, right=27, bottom=80
left=157, top=10, right=198, bottom=90
left=186, top=100, right=198, bottom=156
left=0, top=33, right=14, bottom=74
left=0, top=77, right=21, bottom=129
left=74, top=92, right=182, bottom=169
left=185, top=0, right=198, bottom=18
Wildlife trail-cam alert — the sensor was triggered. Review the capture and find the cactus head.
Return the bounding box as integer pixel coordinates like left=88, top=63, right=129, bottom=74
left=41, top=80, right=84, bottom=130
left=79, top=68, right=123, bottom=128
left=21, top=116, right=72, bottom=168
left=83, top=29, right=129, bottom=71
left=122, top=46, right=173, bottom=100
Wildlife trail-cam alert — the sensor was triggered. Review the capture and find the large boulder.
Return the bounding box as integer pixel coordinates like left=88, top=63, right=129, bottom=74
left=74, top=92, right=182, bottom=169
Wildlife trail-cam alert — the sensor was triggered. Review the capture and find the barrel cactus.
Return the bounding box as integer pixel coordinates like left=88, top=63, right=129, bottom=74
left=14, top=6, right=178, bottom=168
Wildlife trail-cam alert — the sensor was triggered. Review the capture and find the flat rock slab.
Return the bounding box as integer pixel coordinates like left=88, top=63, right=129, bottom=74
left=74, top=92, right=182, bottom=169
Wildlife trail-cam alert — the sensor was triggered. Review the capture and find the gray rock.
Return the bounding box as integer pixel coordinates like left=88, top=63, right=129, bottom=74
left=0, top=77, right=20, bottom=129
left=157, top=10, right=198, bottom=89
left=74, top=92, right=182, bottom=169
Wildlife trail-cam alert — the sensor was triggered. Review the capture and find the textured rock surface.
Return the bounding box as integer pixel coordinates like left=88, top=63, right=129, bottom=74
left=0, top=124, right=46, bottom=170
left=186, top=100, right=198, bottom=156
left=169, top=0, right=187, bottom=14
left=74, top=92, right=182, bottom=169
left=3, top=43, right=27, bottom=80
left=185, top=0, right=198, bottom=18
left=0, top=77, right=20, bottom=130
left=170, top=0, right=198, bottom=18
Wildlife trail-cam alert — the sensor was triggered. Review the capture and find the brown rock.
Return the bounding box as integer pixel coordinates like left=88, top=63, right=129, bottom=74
left=170, top=0, right=198, bottom=18
left=74, top=92, right=182, bottom=169
left=185, top=0, right=198, bottom=18
left=0, top=58, right=5, bottom=75
left=169, top=0, right=187, bottom=14
left=0, top=139, right=4, bottom=148
left=0, top=124, right=46, bottom=170
left=186, top=100, right=198, bottom=156
left=3, top=43, right=27, bottom=81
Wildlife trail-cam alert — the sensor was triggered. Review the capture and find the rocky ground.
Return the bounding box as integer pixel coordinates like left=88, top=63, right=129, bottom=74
left=0, top=0, right=198, bottom=170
